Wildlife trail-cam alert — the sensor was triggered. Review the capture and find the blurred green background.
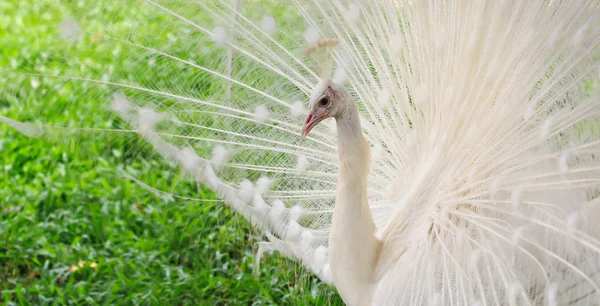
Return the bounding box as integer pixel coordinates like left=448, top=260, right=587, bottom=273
left=0, top=0, right=341, bottom=304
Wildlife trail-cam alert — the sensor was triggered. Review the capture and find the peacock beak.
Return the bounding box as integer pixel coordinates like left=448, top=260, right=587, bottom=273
left=302, top=108, right=327, bottom=137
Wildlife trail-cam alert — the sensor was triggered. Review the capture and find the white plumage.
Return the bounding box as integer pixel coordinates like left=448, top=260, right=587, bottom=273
left=295, top=154, right=310, bottom=172
left=289, top=100, right=306, bottom=118
left=211, top=26, right=227, bottom=43
left=137, top=108, right=163, bottom=135
left=238, top=179, right=254, bottom=203
left=253, top=104, right=270, bottom=123
left=210, top=145, right=230, bottom=170
left=3, top=0, right=600, bottom=305
left=304, top=27, right=319, bottom=44
left=59, top=18, right=81, bottom=45
left=260, top=15, right=276, bottom=35
left=255, top=176, right=272, bottom=195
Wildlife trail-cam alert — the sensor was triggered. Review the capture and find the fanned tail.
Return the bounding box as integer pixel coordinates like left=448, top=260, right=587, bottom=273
left=364, top=1, right=600, bottom=305
left=2, top=0, right=345, bottom=283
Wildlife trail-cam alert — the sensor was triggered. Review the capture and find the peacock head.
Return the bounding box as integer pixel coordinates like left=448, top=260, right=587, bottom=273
left=301, top=79, right=351, bottom=137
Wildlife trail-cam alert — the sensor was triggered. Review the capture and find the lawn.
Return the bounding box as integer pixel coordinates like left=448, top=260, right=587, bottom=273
left=0, top=0, right=341, bottom=304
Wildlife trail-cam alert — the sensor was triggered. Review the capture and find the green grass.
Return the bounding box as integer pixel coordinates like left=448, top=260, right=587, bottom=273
left=0, top=0, right=342, bottom=304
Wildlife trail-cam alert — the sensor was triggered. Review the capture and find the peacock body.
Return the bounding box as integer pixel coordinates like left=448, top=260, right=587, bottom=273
left=2, top=0, right=600, bottom=305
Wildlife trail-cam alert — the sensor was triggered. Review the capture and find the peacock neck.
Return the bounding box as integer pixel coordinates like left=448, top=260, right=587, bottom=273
left=329, top=108, right=380, bottom=306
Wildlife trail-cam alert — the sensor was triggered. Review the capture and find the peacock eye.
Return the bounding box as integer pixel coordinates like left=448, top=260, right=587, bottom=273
left=319, top=97, right=330, bottom=107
